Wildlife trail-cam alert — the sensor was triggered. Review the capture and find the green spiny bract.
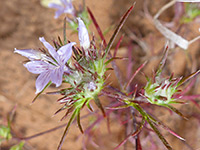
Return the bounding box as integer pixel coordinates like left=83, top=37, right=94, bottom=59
left=144, top=76, right=180, bottom=105
left=58, top=46, right=107, bottom=116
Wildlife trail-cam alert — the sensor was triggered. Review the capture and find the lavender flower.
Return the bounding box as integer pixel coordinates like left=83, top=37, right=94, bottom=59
left=48, top=0, right=75, bottom=19
left=77, top=17, right=90, bottom=50
left=14, top=37, right=76, bottom=94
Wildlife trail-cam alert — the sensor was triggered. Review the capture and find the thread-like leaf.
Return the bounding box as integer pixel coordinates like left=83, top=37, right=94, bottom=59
left=58, top=36, right=63, bottom=46
left=60, top=107, right=74, bottom=121
left=114, top=35, right=124, bottom=57
left=177, top=70, right=200, bottom=87
left=94, top=95, right=106, bottom=117
left=156, top=45, right=169, bottom=77
left=57, top=110, right=78, bottom=150
left=105, top=104, right=130, bottom=110
left=104, top=3, right=135, bottom=60
left=87, top=7, right=107, bottom=47
left=77, top=109, right=84, bottom=133
left=125, top=61, right=147, bottom=91
left=147, top=114, right=185, bottom=141
left=165, top=104, right=188, bottom=120
left=32, top=81, right=51, bottom=103
left=63, top=17, right=67, bottom=45
left=86, top=102, right=94, bottom=112
left=53, top=107, right=66, bottom=116
left=104, top=57, right=124, bottom=66
left=114, top=117, right=145, bottom=150
left=147, top=119, right=173, bottom=150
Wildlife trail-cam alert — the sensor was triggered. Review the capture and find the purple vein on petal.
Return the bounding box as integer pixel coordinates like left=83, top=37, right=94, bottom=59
left=39, top=37, right=60, bottom=63
left=24, top=61, right=50, bottom=74
left=35, top=71, right=52, bottom=94
left=57, top=42, right=76, bottom=63
left=51, top=67, right=64, bottom=87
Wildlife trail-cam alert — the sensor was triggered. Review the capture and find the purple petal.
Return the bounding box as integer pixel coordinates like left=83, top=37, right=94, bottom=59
left=48, top=3, right=63, bottom=9
left=14, top=48, right=43, bottom=60
left=35, top=71, right=51, bottom=94
left=60, top=0, right=68, bottom=5
left=51, top=67, right=64, bottom=87
left=64, top=6, right=74, bottom=15
left=77, top=18, right=90, bottom=49
left=39, top=37, right=60, bottom=62
left=63, top=0, right=74, bottom=15
left=48, top=3, right=65, bottom=19
left=24, top=61, right=52, bottom=74
left=57, top=42, right=76, bottom=64
left=54, top=9, right=65, bottom=19
left=48, top=0, right=74, bottom=19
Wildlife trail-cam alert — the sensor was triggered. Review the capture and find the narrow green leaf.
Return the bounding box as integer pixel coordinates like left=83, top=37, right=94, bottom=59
left=165, top=104, right=188, bottom=120
left=177, top=70, right=200, bottom=87
left=10, top=141, right=25, bottom=150
left=32, top=81, right=51, bottom=103
left=105, top=57, right=124, bottom=66
left=114, top=117, right=145, bottom=150
left=147, top=114, right=185, bottom=141
left=86, top=102, right=94, bottom=112
left=57, top=109, right=78, bottom=150
left=7, top=105, right=17, bottom=127
left=131, top=103, right=147, bottom=117
left=147, top=119, right=173, bottom=150
left=77, top=110, right=84, bottom=133
left=58, top=36, right=63, bottom=46
left=103, top=3, right=135, bottom=60
left=105, top=58, right=115, bottom=66
left=63, top=17, right=67, bottom=45
left=105, top=104, right=130, bottom=110
left=156, top=45, right=169, bottom=77
left=94, top=95, right=106, bottom=117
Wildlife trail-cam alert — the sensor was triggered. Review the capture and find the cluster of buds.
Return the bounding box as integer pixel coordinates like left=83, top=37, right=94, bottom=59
left=143, top=46, right=200, bottom=106
left=144, top=75, right=181, bottom=105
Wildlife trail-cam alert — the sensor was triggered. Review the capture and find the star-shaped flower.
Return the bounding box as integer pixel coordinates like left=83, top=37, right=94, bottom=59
left=15, top=37, right=76, bottom=94
left=48, top=0, right=75, bottom=19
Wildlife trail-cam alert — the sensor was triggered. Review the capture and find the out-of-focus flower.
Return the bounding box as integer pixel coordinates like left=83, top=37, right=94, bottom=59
left=15, top=37, right=76, bottom=94
left=48, top=0, right=75, bottom=19
left=77, top=17, right=90, bottom=50
left=41, top=0, right=62, bottom=7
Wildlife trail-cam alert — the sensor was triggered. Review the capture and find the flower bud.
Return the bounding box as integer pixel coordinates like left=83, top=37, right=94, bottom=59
left=77, top=17, right=90, bottom=50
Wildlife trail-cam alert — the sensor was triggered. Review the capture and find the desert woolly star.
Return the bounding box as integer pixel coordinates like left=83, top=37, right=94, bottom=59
left=14, top=37, right=76, bottom=94
left=48, top=0, right=75, bottom=19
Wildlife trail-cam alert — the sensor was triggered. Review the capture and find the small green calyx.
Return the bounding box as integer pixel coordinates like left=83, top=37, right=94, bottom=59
left=60, top=51, right=107, bottom=112
left=144, top=77, right=178, bottom=105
